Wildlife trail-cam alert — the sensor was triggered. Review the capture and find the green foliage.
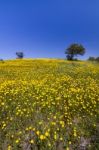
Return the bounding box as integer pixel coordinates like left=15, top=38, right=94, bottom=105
left=16, top=52, right=24, bottom=59
left=88, top=56, right=99, bottom=62
left=88, top=57, right=96, bottom=61
left=96, top=57, right=99, bottom=62
left=0, top=59, right=4, bottom=63
left=65, top=43, right=85, bottom=60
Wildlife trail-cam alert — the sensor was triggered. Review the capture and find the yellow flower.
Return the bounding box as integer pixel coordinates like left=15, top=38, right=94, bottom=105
left=69, top=141, right=71, bottom=145
left=53, top=116, right=56, bottom=119
left=30, top=139, right=34, bottom=144
left=32, top=127, right=35, bottom=131
left=29, top=126, right=32, bottom=130
left=48, top=143, right=51, bottom=147
left=7, top=145, right=12, bottom=150
left=66, top=147, right=70, bottom=150
left=51, top=122, right=56, bottom=126
left=40, top=135, right=45, bottom=140
left=18, top=131, right=22, bottom=135
left=54, top=134, right=57, bottom=140
left=1, top=102, right=5, bottom=106
left=25, top=127, right=29, bottom=131
left=60, top=137, right=63, bottom=141
left=45, top=131, right=49, bottom=137
left=11, top=135, right=14, bottom=138
left=36, top=131, right=40, bottom=135
left=15, top=139, right=20, bottom=144
left=74, top=130, right=77, bottom=137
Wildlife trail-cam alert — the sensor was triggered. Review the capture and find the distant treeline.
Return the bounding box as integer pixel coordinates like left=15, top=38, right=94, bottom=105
left=88, top=57, right=99, bottom=62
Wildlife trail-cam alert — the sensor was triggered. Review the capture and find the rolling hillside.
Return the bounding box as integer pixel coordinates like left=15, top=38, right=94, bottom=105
left=0, top=59, right=99, bottom=150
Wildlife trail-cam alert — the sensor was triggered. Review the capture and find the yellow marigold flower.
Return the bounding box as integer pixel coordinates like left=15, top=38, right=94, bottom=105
left=45, top=131, right=49, bottom=137
left=32, top=127, right=35, bottom=131
left=93, top=123, right=96, bottom=127
left=66, top=147, right=70, bottom=150
left=25, top=128, right=28, bottom=131
left=18, top=131, right=22, bottom=135
left=40, top=135, right=45, bottom=140
left=36, top=131, right=40, bottom=135
left=11, top=135, right=14, bottom=138
left=62, top=124, right=64, bottom=128
left=3, top=123, right=6, bottom=127
left=53, top=116, right=56, bottom=119
left=48, top=143, right=51, bottom=147
left=60, top=137, right=63, bottom=141
left=29, top=126, right=32, bottom=130
left=38, top=121, right=42, bottom=125
left=10, top=117, right=13, bottom=121
left=51, top=122, right=56, bottom=125
left=30, top=139, right=34, bottom=144
left=48, top=129, right=50, bottom=132
left=69, top=141, right=71, bottom=145
left=54, top=134, right=57, bottom=140
left=1, top=102, right=5, bottom=106
left=74, top=131, right=77, bottom=137
left=15, top=139, right=20, bottom=144
left=7, top=145, right=12, bottom=150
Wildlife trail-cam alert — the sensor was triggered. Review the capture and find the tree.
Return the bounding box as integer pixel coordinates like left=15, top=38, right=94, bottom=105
left=96, top=57, right=99, bottom=62
left=88, top=56, right=99, bottom=62
left=16, top=52, right=24, bottom=59
left=0, top=59, right=4, bottom=63
left=88, top=57, right=95, bottom=61
left=65, top=43, right=85, bottom=60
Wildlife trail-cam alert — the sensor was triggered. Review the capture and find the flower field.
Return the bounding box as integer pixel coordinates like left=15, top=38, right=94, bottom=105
left=0, top=59, right=99, bottom=150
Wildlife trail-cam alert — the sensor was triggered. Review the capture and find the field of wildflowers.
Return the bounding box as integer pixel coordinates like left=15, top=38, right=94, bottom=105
left=0, top=59, right=99, bottom=150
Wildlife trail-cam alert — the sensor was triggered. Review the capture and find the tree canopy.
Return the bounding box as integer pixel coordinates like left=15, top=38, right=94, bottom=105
left=16, top=52, right=24, bottom=59
left=65, top=43, right=85, bottom=60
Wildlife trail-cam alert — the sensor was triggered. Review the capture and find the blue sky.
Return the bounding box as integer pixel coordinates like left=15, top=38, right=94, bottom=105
left=0, top=0, right=99, bottom=60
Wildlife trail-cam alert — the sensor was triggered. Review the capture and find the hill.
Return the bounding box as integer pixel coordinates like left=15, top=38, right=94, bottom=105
left=0, top=59, right=99, bottom=150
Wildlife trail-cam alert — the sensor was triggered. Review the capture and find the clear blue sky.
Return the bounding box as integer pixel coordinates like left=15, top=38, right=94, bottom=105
left=0, top=0, right=99, bottom=60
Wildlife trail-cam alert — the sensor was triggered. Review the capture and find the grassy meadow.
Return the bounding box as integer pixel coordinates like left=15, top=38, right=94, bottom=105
left=0, top=59, right=99, bottom=150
